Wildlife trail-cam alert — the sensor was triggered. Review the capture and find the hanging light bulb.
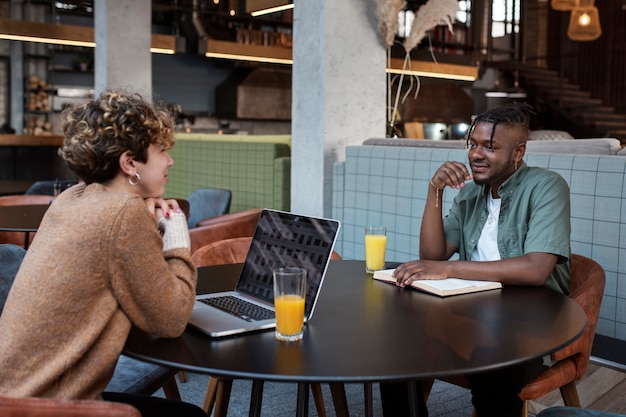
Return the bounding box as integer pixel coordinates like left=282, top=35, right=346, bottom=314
left=567, top=0, right=602, bottom=41
left=551, top=0, right=578, bottom=11
left=578, top=12, right=591, bottom=26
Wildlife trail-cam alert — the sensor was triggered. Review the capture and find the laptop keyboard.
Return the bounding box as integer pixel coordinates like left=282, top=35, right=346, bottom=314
left=199, top=295, right=275, bottom=322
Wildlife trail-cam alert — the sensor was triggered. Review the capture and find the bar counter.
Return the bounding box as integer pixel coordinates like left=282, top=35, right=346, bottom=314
left=0, top=134, right=63, bottom=147
left=0, top=134, right=70, bottom=181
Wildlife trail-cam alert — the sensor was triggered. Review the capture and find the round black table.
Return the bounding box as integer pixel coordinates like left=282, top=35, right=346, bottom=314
left=124, top=260, right=587, bottom=416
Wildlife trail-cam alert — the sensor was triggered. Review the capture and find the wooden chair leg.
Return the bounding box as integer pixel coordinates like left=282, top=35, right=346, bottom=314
left=162, top=377, right=181, bottom=401
left=329, top=383, right=349, bottom=417
left=203, top=376, right=219, bottom=414
left=177, top=370, right=186, bottom=383
left=560, top=381, right=582, bottom=408
left=203, top=376, right=233, bottom=416
left=311, top=383, right=327, bottom=417
left=521, top=399, right=528, bottom=417
left=214, top=378, right=233, bottom=417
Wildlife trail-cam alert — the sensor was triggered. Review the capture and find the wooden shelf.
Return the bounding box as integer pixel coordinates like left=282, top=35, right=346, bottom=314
left=0, top=135, right=63, bottom=147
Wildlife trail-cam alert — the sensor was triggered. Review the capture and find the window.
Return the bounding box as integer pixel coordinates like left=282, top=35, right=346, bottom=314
left=492, top=0, right=521, bottom=38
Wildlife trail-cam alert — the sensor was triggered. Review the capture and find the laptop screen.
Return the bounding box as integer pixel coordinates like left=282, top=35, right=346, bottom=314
left=236, top=209, right=340, bottom=317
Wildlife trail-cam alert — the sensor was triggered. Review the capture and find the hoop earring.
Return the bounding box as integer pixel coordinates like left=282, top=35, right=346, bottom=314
left=129, top=172, right=140, bottom=186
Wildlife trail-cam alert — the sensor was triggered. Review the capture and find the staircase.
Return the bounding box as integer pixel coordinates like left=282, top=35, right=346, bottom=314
left=495, top=63, right=626, bottom=144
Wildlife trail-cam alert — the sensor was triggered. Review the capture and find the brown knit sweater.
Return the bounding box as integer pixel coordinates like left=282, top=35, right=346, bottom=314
left=0, top=183, right=197, bottom=400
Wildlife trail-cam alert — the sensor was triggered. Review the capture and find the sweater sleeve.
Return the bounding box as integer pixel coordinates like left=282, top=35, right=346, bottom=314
left=108, top=199, right=197, bottom=338
left=158, top=211, right=191, bottom=251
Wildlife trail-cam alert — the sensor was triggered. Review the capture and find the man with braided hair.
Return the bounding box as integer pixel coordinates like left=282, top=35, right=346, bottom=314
left=381, top=103, right=571, bottom=417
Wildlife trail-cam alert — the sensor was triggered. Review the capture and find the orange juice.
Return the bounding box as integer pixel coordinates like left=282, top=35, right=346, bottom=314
left=274, top=294, right=305, bottom=336
left=365, top=234, right=387, bottom=272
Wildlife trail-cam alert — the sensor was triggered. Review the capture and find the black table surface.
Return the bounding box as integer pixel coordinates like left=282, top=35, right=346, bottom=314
left=124, top=260, right=587, bottom=384
left=0, top=204, right=49, bottom=232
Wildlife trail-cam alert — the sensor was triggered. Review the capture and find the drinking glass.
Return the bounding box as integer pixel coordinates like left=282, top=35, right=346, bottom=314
left=273, top=267, right=307, bottom=342
left=364, top=226, right=387, bottom=273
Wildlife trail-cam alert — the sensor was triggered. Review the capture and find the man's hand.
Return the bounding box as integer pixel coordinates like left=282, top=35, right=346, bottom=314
left=431, top=161, right=473, bottom=190
left=392, top=260, right=449, bottom=288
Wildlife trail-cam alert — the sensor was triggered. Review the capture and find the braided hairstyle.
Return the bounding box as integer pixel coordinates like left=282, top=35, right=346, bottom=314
left=465, top=102, right=536, bottom=148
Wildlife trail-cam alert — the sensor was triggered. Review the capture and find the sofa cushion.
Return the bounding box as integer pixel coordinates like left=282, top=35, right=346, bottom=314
left=166, top=139, right=291, bottom=212
left=362, top=137, right=623, bottom=155
left=525, top=138, right=621, bottom=155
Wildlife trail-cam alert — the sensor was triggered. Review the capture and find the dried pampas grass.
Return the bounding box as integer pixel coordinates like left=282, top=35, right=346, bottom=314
left=375, top=0, right=407, bottom=49
left=403, top=0, right=459, bottom=52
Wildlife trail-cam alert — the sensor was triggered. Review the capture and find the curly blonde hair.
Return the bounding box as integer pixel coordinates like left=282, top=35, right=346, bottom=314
left=59, top=91, right=175, bottom=184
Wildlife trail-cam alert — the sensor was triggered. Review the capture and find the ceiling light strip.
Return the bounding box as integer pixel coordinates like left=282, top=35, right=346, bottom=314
left=251, top=4, right=294, bottom=16
left=205, top=39, right=292, bottom=64
left=0, top=34, right=95, bottom=47
left=387, top=58, right=478, bottom=81
left=0, top=18, right=175, bottom=54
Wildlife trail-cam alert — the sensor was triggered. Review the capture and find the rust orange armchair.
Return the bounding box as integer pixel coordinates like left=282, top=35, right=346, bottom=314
left=519, top=253, right=606, bottom=415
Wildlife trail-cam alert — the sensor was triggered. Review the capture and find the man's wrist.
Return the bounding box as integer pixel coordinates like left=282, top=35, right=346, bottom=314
left=430, top=179, right=443, bottom=208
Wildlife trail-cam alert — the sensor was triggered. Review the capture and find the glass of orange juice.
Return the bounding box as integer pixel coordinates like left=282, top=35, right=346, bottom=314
left=273, top=267, right=307, bottom=342
left=365, top=226, right=387, bottom=273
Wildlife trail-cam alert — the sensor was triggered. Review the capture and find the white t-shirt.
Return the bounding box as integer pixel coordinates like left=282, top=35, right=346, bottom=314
left=471, top=193, right=502, bottom=262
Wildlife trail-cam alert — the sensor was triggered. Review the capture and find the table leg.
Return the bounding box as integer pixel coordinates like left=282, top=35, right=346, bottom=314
left=407, top=380, right=429, bottom=417
left=364, top=382, right=373, bottom=417
left=296, top=383, right=310, bottom=417
left=248, top=379, right=264, bottom=417
left=24, top=232, right=30, bottom=250
left=329, top=383, right=349, bottom=417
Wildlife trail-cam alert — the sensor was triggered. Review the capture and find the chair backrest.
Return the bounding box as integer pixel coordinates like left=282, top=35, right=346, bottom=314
left=186, top=187, right=232, bottom=229
left=0, top=195, right=54, bottom=248
left=0, top=395, right=140, bottom=417
left=0, top=244, right=27, bottom=314
left=25, top=180, right=78, bottom=196
left=192, top=236, right=343, bottom=267
left=551, top=254, right=606, bottom=377
left=173, top=198, right=190, bottom=220
left=0, top=195, right=54, bottom=206
left=189, top=208, right=262, bottom=254
left=191, top=237, right=252, bottom=267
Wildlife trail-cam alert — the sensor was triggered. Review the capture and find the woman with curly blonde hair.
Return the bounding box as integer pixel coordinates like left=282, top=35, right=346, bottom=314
left=0, top=91, right=206, bottom=417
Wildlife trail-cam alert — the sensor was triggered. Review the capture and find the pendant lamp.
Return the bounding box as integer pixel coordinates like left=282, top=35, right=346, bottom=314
left=551, top=0, right=577, bottom=11
left=567, top=0, right=602, bottom=41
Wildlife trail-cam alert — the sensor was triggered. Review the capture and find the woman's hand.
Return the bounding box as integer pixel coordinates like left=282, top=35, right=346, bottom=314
left=144, top=198, right=182, bottom=220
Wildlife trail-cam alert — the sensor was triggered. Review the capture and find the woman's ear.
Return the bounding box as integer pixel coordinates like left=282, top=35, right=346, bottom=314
left=118, top=151, right=136, bottom=177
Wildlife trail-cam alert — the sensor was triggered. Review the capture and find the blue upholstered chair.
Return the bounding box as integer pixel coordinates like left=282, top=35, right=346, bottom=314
left=25, top=180, right=78, bottom=195
left=186, top=187, right=232, bottom=229
left=0, top=244, right=180, bottom=401
left=0, top=244, right=26, bottom=314
left=537, top=407, right=625, bottom=417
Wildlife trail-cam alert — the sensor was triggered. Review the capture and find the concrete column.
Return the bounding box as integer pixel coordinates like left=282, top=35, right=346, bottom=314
left=94, top=0, right=152, bottom=98
left=9, top=1, right=24, bottom=133
left=291, top=0, right=386, bottom=217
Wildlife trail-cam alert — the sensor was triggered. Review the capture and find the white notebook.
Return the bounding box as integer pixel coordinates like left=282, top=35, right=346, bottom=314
left=373, top=269, right=502, bottom=297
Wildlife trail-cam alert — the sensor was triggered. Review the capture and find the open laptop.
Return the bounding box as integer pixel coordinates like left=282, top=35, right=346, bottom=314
left=188, top=208, right=340, bottom=338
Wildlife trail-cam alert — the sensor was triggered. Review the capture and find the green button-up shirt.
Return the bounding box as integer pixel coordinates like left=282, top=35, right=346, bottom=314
left=443, top=161, right=571, bottom=294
